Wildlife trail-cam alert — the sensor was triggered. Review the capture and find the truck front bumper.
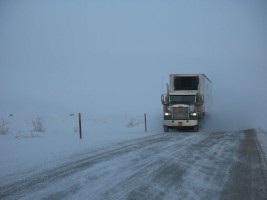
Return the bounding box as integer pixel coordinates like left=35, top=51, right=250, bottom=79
left=163, top=120, right=198, bottom=127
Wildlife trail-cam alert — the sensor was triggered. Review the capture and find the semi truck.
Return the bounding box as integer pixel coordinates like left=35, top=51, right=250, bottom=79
left=161, top=74, right=212, bottom=132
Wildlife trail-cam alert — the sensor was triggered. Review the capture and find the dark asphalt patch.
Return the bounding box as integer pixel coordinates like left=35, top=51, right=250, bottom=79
left=220, top=129, right=267, bottom=200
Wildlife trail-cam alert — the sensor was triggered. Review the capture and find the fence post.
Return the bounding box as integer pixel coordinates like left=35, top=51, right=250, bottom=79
left=78, top=113, right=82, bottom=139
left=144, top=113, right=147, bottom=132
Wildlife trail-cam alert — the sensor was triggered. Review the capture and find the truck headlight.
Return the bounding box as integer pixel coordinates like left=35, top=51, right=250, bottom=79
left=190, top=112, right=197, bottom=116
left=164, top=112, right=171, bottom=116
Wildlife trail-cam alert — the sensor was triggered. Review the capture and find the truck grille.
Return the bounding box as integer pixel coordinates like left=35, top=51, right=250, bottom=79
left=173, top=107, right=189, bottom=119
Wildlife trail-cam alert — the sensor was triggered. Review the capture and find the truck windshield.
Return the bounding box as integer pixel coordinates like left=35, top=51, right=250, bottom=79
left=170, top=95, right=195, bottom=104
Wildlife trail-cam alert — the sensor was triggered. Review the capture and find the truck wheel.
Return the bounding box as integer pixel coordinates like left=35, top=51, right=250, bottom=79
left=193, top=125, right=199, bottom=132
left=164, top=125, right=169, bottom=132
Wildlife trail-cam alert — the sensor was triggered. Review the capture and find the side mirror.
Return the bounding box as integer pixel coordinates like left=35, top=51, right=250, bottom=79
left=201, top=95, right=204, bottom=103
left=161, top=94, right=168, bottom=105
left=196, top=95, right=204, bottom=106
left=161, top=94, right=165, bottom=104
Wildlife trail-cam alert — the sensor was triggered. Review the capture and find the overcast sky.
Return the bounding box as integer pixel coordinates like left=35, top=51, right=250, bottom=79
left=1, top=0, right=267, bottom=127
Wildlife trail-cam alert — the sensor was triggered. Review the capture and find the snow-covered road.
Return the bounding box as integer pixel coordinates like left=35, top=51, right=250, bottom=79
left=1, top=129, right=267, bottom=200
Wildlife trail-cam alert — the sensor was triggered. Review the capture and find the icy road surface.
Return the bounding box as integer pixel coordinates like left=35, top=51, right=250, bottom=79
left=1, top=129, right=267, bottom=200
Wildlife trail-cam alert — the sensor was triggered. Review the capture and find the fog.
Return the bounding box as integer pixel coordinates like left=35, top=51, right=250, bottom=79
left=1, top=0, right=267, bottom=130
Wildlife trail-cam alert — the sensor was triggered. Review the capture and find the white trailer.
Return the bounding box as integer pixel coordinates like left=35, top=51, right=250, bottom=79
left=161, top=74, right=212, bottom=132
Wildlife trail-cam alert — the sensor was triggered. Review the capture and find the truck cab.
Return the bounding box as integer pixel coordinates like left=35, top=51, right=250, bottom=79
left=161, top=74, right=211, bottom=132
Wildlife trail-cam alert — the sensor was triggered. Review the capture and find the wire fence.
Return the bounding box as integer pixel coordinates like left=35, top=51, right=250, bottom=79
left=0, top=113, right=150, bottom=138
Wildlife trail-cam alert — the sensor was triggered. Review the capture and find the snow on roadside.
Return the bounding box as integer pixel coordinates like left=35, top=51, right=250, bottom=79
left=0, top=114, right=157, bottom=185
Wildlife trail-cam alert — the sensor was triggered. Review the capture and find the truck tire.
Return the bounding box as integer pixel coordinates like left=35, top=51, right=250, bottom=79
left=193, top=125, right=199, bottom=132
left=164, top=125, right=169, bottom=132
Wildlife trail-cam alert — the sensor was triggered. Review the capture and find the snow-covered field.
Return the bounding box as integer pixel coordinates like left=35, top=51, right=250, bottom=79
left=0, top=114, right=157, bottom=183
